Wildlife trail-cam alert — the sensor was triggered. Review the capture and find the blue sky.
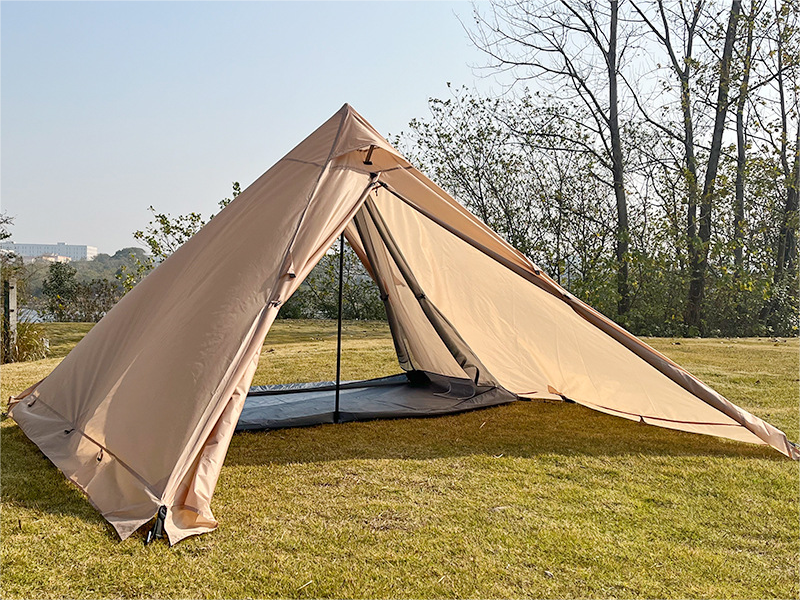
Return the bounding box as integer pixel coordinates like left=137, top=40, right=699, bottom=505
left=2, top=1, right=498, bottom=253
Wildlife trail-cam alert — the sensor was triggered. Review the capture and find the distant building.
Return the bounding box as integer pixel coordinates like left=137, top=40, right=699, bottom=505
left=28, top=253, right=72, bottom=264
left=0, top=242, right=97, bottom=261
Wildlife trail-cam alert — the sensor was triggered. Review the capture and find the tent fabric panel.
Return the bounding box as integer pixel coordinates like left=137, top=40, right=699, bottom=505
left=346, top=219, right=413, bottom=370
left=371, top=191, right=773, bottom=448
left=377, top=169, right=799, bottom=459
left=11, top=155, right=327, bottom=495
left=379, top=166, right=538, bottom=275
left=8, top=110, right=384, bottom=540
left=362, top=195, right=500, bottom=387
left=8, top=392, right=161, bottom=539
left=330, top=106, right=410, bottom=168
left=160, top=164, right=378, bottom=541
left=164, top=379, right=255, bottom=545
left=163, top=304, right=269, bottom=544
left=351, top=202, right=468, bottom=378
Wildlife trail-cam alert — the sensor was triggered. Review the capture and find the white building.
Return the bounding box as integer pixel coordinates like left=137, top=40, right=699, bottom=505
left=28, top=253, right=72, bottom=264
left=0, top=242, right=98, bottom=261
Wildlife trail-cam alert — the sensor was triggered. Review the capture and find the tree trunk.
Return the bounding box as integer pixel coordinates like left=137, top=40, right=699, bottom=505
left=734, top=6, right=755, bottom=271
left=682, top=79, right=701, bottom=329
left=608, top=0, right=630, bottom=317
left=776, top=122, right=800, bottom=280
left=686, top=0, right=741, bottom=332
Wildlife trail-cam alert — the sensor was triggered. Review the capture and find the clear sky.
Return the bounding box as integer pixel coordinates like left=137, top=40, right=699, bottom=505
left=1, top=1, right=497, bottom=254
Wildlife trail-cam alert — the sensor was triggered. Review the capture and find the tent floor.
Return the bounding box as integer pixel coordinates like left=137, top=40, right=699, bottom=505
left=236, top=372, right=518, bottom=432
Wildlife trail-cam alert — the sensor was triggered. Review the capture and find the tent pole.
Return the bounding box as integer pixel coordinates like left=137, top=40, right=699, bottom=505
left=334, top=232, right=345, bottom=424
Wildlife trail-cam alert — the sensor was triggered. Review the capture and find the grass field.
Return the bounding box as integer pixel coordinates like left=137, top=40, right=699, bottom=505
left=1, top=321, right=798, bottom=599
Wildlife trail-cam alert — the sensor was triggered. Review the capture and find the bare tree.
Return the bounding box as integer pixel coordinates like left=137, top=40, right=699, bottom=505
left=733, top=0, right=762, bottom=270
left=630, top=0, right=741, bottom=332
left=694, top=0, right=742, bottom=326
left=768, top=0, right=800, bottom=280
left=468, top=0, right=636, bottom=318
left=745, top=0, right=799, bottom=283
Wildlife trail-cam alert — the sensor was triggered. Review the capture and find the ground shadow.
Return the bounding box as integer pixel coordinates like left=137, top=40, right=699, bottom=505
left=1, top=399, right=787, bottom=529
left=1, top=421, right=110, bottom=528
left=226, top=399, right=785, bottom=466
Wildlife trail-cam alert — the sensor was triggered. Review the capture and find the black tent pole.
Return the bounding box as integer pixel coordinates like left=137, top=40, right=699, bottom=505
left=334, top=232, right=345, bottom=424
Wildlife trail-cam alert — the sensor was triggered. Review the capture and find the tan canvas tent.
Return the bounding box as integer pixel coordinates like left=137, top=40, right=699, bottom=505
left=10, top=104, right=799, bottom=545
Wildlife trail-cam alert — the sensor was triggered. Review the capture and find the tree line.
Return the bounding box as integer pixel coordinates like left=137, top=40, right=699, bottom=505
left=397, top=0, right=798, bottom=336
left=2, top=244, right=150, bottom=323
left=4, top=0, right=797, bottom=338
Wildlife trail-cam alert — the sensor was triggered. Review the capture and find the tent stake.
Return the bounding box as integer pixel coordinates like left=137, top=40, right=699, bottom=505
left=334, top=232, right=345, bottom=424
left=144, top=505, right=167, bottom=546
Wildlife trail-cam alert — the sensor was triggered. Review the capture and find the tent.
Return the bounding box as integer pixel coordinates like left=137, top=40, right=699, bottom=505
left=10, top=104, right=799, bottom=545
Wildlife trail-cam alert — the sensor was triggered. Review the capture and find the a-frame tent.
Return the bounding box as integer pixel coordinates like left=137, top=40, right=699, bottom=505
left=10, top=105, right=799, bottom=545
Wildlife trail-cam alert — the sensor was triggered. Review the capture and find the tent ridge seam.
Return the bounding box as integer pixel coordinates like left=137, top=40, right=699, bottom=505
left=283, top=157, right=325, bottom=169
left=281, top=106, right=350, bottom=271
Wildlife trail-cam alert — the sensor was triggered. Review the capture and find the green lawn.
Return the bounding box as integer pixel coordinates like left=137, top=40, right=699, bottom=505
left=1, top=322, right=798, bottom=599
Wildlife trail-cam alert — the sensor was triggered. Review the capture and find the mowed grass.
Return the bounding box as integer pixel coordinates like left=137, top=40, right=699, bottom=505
left=1, top=321, right=798, bottom=599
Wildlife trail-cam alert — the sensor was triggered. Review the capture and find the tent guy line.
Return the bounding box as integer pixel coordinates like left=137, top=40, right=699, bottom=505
left=9, top=104, right=799, bottom=546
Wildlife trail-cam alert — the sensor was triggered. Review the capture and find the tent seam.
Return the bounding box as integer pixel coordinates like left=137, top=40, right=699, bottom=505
left=282, top=106, right=350, bottom=264
left=11, top=397, right=161, bottom=499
